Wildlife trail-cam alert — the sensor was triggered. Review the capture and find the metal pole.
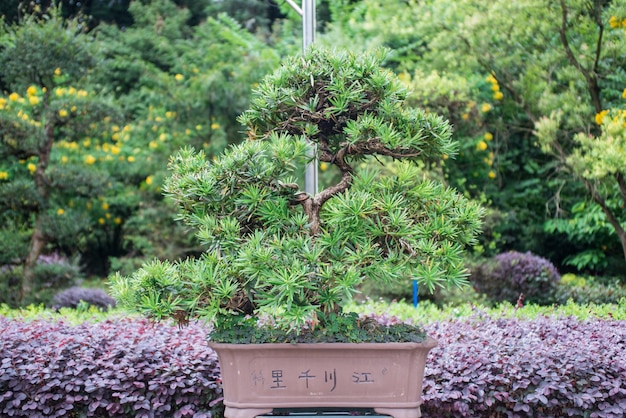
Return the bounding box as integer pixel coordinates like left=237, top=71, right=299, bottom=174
left=285, top=0, right=317, bottom=196
left=301, top=0, right=318, bottom=196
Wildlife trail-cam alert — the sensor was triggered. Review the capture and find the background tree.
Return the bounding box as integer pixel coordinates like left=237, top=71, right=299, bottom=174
left=0, top=10, right=123, bottom=302
left=319, top=0, right=626, bottom=275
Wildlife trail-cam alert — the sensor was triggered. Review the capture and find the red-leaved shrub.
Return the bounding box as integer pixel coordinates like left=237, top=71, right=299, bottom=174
left=422, top=315, right=626, bottom=417
left=0, top=317, right=222, bottom=417
left=2, top=314, right=625, bottom=417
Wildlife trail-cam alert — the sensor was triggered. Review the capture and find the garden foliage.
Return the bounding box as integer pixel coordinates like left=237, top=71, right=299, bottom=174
left=51, top=287, right=117, bottom=311
left=422, top=315, right=626, bottom=417
left=1, top=313, right=625, bottom=417
left=471, top=251, right=561, bottom=306
left=0, top=317, right=221, bottom=417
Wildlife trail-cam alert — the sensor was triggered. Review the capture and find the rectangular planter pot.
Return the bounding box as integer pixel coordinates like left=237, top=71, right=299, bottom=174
left=209, top=338, right=437, bottom=418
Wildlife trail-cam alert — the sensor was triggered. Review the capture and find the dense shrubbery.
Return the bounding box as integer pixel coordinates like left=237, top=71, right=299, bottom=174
left=471, top=251, right=562, bottom=305
left=2, top=309, right=625, bottom=417
left=422, top=316, right=626, bottom=417
left=0, top=317, right=221, bottom=417
left=51, top=287, right=117, bottom=311
left=0, top=253, right=84, bottom=308
left=555, top=274, right=626, bottom=306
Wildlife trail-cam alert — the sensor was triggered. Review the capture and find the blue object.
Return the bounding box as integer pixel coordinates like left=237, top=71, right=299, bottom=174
left=413, top=280, right=418, bottom=307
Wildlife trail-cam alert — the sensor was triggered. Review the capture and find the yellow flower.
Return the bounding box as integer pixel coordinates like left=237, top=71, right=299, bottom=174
left=195, top=124, right=202, bottom=131
left=110, top=145, right=121, bottom=155
left=145, top=175, right=154, bottom=185
left=84, top=155, right=96, bottom=165
left=595, top=110, right=609, bottom=125
left=58, top=109, right=68, bottom=118
left=488, top=170, right=496, bottom=179
left=9, top=92, right=20, bottom=102
left=61, top=156, right=68, bottom=163
left=491, top=84, right=500, bottom=92
left=56, top=208, right=65, bottom=216
left=77, top=89, right=88, bottom=98
left=442, top=154, right=449, bottom=160
left=0, top=97, right=6, bottom=109
left=101, top=202, right=109, bottom=210
left=0, top=171, right=9, bottom=180
left=175, top=73, right=184, bottom=81
left=622, top=88, right=626, bottom=99
left=68, top=87, right=77, bottom=96
left=27, top=163, right=36, bottom=173
left=484, top=132, right=493, bottom=141
left=83, top=138, right=91, bottom=147
left=159, top=133, right=167, bottom=141
left=211, top=122, right=220, bottom=130
left=71, top=106, right=77, bottom=112
left=54, top=68, right=62, bottom=76
left=485, top=74, right=497, bottom=84
left=476, top=140, right=488, bottom=151
left=165, top=111, right=175, bottom=119
left=481, top=103, right=492, bottom=113
left=320, top=162, right=328, bottom=171
left=98, top=218, right=105, bottom=225
left=149, top=141, right=158, bottom=149
left=493, top=91, right=504, bottom=100
left=29, top=96, right=40, bottom=106
left=27, top=86, right=37, bottom=96
left=114, top=217, right=122, bottom=225
left=609, top=16, right=619, bottom=28
left=111, top=133, right=120, bottom=141
left=127, top=156, right=136, bottom=163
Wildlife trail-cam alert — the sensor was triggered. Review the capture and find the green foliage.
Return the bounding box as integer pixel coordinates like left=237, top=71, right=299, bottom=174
left=0, top=8, right=94, bottom=92
left=211, top=311, right=427, bottom=344
left=555, top=273, right=626, bottom=305
left=0, top=256, right=84, bottom=308
left=347, top=297, right=626, bottom=323
left=111, top=47, right=484, bottom=340
left=0, top=302, right=119, bottom=324
left=321, top=0, right=626, bottom=274
left=544, top=197, right=623, bottom=272
left=1, top=1, right=283, bottom=301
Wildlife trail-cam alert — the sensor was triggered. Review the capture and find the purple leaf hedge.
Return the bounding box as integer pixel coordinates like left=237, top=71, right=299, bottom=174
left=421, top=316, right=626, bottom=417
left=1, top=314, right=625, bottom=417
left=0, top=317, right=222, bottom=417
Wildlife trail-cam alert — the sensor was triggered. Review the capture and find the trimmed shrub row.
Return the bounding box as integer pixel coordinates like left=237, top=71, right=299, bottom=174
left=422, top=316, right=626, bottom=417
left=0, top=317, right=222, bottom=417
left=1, top=314, right=625, bottom=417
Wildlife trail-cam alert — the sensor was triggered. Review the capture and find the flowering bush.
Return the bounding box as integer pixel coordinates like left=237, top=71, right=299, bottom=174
left=471, top=251, right=561, bottom=305
left=0, top=317, right=222, bottom=417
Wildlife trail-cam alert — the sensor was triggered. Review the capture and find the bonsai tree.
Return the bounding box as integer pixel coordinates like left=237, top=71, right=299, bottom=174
left=110, top=47, right=484, bottom=342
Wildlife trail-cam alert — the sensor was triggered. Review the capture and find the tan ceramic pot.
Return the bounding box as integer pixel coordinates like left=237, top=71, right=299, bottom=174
left=209, top=338, right=437, bottom=418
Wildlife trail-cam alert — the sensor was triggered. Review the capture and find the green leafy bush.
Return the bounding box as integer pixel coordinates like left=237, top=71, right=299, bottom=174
left=0, top=253, right=83, bottom=308
left=555, top=273, right=626, bottom=306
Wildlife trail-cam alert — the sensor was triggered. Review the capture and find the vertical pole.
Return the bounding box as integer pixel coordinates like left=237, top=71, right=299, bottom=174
left=302, top=0, right=318, bottom=196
